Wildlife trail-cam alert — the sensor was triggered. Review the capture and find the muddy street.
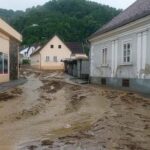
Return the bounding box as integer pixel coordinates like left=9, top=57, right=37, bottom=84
left=0, top=70, right=149, bottom=150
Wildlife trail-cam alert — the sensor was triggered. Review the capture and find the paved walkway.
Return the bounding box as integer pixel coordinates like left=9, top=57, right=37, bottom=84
left=0, top=78, right=27, bottom=92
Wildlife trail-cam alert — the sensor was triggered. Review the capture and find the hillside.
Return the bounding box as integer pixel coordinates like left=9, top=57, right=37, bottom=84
left=0, top=0, right=121, bottom=46
left=0, top=8, right=24, bottom=23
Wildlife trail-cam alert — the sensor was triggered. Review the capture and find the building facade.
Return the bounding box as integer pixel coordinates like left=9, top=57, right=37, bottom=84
left=30, top=35, right=72, bottom=70
left=30, top=35, right=87, bottom=70
left=0, top=18, right=22, bottom=83
left=20, top=46, right=36, bottom=63
left=89, top=0, right=150, bottom=94
left=64, top=58, right=89, bottom=79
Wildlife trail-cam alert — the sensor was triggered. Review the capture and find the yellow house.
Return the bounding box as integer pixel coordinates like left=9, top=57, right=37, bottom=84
left=0, top=18, right=22, bottom=83
left=30, top=35, right=87, bottom=70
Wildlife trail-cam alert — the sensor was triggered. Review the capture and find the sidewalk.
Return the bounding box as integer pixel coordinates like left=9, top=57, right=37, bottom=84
left=0, top=78, right=27, bottom=92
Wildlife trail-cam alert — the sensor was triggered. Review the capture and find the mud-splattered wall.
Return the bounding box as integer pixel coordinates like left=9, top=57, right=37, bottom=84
left=9, top=38, right=19, bottom=80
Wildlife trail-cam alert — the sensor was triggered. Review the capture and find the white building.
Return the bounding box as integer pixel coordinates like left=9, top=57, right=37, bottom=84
left=89, top=0, right=150, bottom=94
left=20, top=46, right=36, bottom=59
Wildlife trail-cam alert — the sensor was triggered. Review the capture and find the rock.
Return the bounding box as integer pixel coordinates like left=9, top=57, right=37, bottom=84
left=41, top=139, right=53, bottom=146
left=64, top=124, right=71, bottom=129
left=27, top=145, right=37, bottom=150
left=50, top=85, right=55, bottom=90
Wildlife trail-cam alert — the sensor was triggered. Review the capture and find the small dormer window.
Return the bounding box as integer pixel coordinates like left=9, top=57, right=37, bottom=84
left=58, top=45, right=61, bottom=49
left=51, top=45, right=54, bottom=48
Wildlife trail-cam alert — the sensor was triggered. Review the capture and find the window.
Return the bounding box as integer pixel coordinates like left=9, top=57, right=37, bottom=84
left=53, top=56, right=57, bottom=62
left=123, top=42, right=131, bottom=63
left=50, top=45, right=54, bottom=48
left=101, top=78, right=106, bottom=85
left=58, top=45, right=61, bottom=49
left=122, top=79, right=130, bottom=87
left=4, top=54, right=8, bottom=74
left=0, top=53, right=3, bottom=74
left=102, top=48, right=107, bottom=65
left=46, top=56, right=50, bottom=62
left=0, top=52, right=8, bottom=74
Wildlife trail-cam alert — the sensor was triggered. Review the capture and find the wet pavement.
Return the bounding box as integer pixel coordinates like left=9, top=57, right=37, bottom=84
left=0, top=78, right=27, bottom=93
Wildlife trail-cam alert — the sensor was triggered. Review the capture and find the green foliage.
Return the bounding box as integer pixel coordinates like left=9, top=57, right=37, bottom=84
left=0, top=8, right=24, bottom=23
left=0, top=0, right=121, bottom=46
left=22, top=59, right=30, bottom=65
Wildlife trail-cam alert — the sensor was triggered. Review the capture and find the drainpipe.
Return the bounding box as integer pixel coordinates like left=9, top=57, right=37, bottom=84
left=80, top=59, right=82, bottom=79
left=88, top=44, right=91, bottom=84
left=18, top=44, right=20, bottom=79
left=40, top=53, right=41, bottom=70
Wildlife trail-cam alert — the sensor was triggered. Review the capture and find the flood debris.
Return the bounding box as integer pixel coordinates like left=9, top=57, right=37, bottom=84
left=65, top=94, right=86, bottom=112
left=41, top=139, right=53, bottom=146
left=0, top=92, right=15, bottom=101
left=11, top=88, right=23, bottom=95
left=13, top=103, right=45, bottom=121
left=27, top=145, right=37, bottom=150
left=0, top=88, right=23, bottom=102
left=40, top=95, right=52, bottom=103
left=40, top=80, right=66, bottom=93
left=0, top=68, right=149, bottom=150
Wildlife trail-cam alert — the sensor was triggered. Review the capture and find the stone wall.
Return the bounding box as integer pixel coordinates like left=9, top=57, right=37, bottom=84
left=9, top=38, right=19, bottom=80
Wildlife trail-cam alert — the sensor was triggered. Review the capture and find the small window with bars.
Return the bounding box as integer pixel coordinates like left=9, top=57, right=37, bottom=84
left=122, top=79, right=130, bottom=87
left=101, top=78, right=106, bottom=85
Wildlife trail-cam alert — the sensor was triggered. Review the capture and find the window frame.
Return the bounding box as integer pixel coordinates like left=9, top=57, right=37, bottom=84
left=0, top=52, right=3, bottom=74
left=122, top=79, right=130, bottom=87
left=4, top=54, right=8, bottom=74
left=101, top=47, right=108, bottom=65
left=50, top=45, right=54, bottom=48
left=45, top=56, right=50, bottom=62
left=53, top=56, right=58, bottom=62
left=0, top=52, right=9, bottom=75
left=58, top=45, right=62, bottom=49
left=122, top=40, right=132, bottom=64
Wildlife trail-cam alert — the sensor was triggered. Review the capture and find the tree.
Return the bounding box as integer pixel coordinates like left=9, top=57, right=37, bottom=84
left=0, top=0, right=122, bottom=49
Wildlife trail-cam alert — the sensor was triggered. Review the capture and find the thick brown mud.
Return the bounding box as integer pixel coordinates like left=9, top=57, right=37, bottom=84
left=0, top=69, right=149, bottom=150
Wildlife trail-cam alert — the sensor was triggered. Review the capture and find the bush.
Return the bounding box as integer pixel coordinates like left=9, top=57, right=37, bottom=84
left=22, top=59, right=30, bottom=64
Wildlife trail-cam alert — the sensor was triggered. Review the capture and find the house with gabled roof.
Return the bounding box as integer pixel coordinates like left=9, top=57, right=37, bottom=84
left=30, top=35, right=87, bottom=70
left=0, top=18, right=22, bottom=83
left=89, top=0, right=150, bottom=94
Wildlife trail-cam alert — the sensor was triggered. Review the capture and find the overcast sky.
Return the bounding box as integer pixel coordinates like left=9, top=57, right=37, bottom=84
left=0, top=0, right=136, bottom=11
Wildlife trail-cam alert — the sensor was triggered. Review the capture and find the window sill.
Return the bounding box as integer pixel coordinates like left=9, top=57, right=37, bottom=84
left=0, top=73, right=8, bottom=75
left=120, top=63, right=133, bottom=66
left=101, top=64, right=109, bottom=67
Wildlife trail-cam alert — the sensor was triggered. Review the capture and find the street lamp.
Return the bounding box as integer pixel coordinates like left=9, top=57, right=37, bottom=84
left=20, top=24, right=39, bottom=50
left=21, top=24, right=39, bottom=34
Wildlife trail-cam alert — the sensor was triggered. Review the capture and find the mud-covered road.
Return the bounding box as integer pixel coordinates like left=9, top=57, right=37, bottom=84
left=0, top=69, right=150, bottom=150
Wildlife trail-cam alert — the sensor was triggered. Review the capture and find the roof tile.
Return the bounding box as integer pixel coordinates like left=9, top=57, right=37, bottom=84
left=89, top=0, right=150, bottom=39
